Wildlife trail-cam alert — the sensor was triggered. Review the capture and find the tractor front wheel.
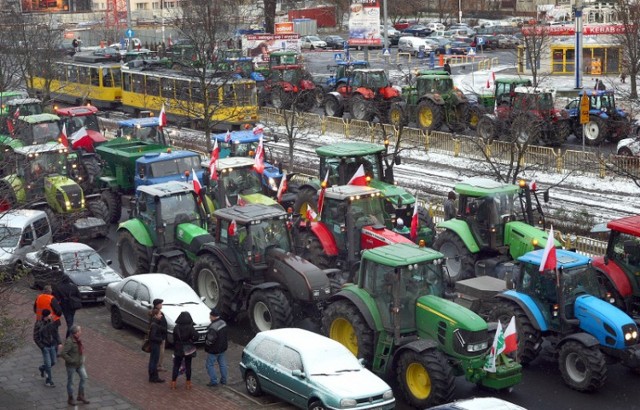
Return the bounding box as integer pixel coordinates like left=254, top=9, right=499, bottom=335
left=387, top=102, right=405, bottom=127
left=321, top=300, right=374, bottom=364
left=295, top=90, right=316, bottom=112
left=248, top=289, right=294, bottom=333
left=476, top=115, right=496, bottom=142
left=116, top=230, right=150, bottom=277
left=324, top=95, right=344, bottom=118
left=271, top=87, right=291, bottom=109
left=511, top=115, right=541, bottom=145
left=489, top=301, right=542, bottom=365
left=467, top=106, right=484, bottom=130
left=157, top=255, right=191, bottom=282
left=101, top=190, right=122, bottom=224
left=551, top=119, right=572, bottom=146
left=416, top=100, right=444, bottom=131
left=396, top=349, right=455, bottom=408
left=87, top=199, right=110, bottom=227
left=350, top=94, right=373, bottom=122
left=558, top=341, right=607, bottom=392
left=191, top=254, right=235, bottom=319
left=432, top=230, right=476, bottom=282
left=448, top=103, right=468, bottom=132
left=581, top=115, right=608, bottom=146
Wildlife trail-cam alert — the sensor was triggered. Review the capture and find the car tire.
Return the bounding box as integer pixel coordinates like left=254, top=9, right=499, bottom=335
left=244, top=370, right=263, bottom=396
left=110, top=306, right=124, bottom=329
left=308, top=401, right=328, bottom=410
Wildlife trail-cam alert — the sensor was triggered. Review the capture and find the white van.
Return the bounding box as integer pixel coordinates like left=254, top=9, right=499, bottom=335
left=0, top=210, right=51, bottom=276
left=398, top=36, right=433, bottom=55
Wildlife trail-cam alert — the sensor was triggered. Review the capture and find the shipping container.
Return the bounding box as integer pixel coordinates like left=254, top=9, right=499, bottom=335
left=288, top=6, right=336, bottom=28
left=292, top=18, right=318, bottom=37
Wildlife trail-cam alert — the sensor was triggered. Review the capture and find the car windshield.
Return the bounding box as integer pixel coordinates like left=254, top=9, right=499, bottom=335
left=31, top=122, right=61, bottom=144
left=67, top=114, right=100, bottom=134
left=158, top=192, right=200, bottom=224
left=307, top=36, right=321, bottom=41
left=61, top=250, right=107, bottom=271
left=158, top=283, right=201, bottom=304
left=561, top=265, right=603, bottom=301
left=306, top=345, right=362, bottom=375
left=248, top=219, right=290, bottom=253
left=149, top=155, right=201, bottom=178
left=0, top=227, right=20, bottom=247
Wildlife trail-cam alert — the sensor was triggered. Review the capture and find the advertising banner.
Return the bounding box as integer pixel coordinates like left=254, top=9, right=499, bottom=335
left=348, top=0, right=381, bottom=47
left=243, top=34, right=301, bottom=63
left=522, top=24, right=627, bottom=36
left=275, top=22, right=295, bottom=35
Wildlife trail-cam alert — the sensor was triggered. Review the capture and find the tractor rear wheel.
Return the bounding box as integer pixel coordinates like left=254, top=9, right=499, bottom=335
left=551, top=119, right=572, bottom=146
left=101, top=190, right=122, bottom=224
left=396, top=349, right=455, bottom=408
left=416, top=100, right=444, bottom=131
left=387, top=102, right=405, bottom=127
left=324, top=95, right=344, bottom=117
left=271, top=87, right=291, bottom=109
left=157, top=255, right=191, bottom=282
left=116, top=230, right=150, bottom=277
left=558, top=341, right=607, bottom=392
left=295, top=90, right=316, bottom=112
left=248, top=289, right=294, bottom=333
left=293, top=187, right=318, bottom=222
left=448, top=103, right=468, bottom=132
left=581, top=115, right=608, bottom=145
left=322, top=300, right=374, bottom=364
left=432, top=230, right=476, bottom=282
left=350, top=94, right=373, bottom=122
left=191, top=254, right=235, bottom=319
left=81, top=155, right=102, bottom=189
left=467, top=106, right=484, bottom=130
left=476, top=115, right=496, bottom=142
left=489, top=301, right=542, bottom=365
left=511, top=115, right=541, bottom=145
left=298, top=231, right=336, bottom=269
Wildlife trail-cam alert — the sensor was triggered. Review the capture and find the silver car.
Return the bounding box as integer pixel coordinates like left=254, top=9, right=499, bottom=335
left=104, top=273, right=211, bottom=343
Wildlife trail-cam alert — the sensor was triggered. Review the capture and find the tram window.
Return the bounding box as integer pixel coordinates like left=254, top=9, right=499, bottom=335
left=78, top=67, right=89, bottom=84
left=122, top=73, right=132, bottom=91
left=192, top=85, right=204, bottom=103
left=162, top=78, right=175, bottom=99
left=67, top=67, right=78, bottom=82
left=146, top=77, right=160, bottom=96
left=222, top=84, right=235, bottom=106
left=132, top=74, right=144, bottom=93
left=208, top=86, right=221, bottom=104
left=90, top=68, right=100, bottom=86
left=112, top=68, right=121, bottom=87
left=54, top=65, right=66, bottom=81
left=176, top=80, right=190, bottom=101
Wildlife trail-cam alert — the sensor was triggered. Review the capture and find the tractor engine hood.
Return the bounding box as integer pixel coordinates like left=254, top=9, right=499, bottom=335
left=175, top=223, right=213, bottom=252
left=45, top=175, right=84, bottom=212
left=361, top=225, right=413, bottom=250
left=368, top=180, right=415, bottom=208
left=299, top=79, right=315, bottom=90
left=379, top=86, right=400, bottom=99
left=266, top=247, right=332, bottom=302
left=574, top=294, right=639, bottom=349
left=503, top=221, right=551, bottom=260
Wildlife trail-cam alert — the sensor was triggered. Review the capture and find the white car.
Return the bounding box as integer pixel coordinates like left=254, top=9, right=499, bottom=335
left=427, top=22, right=446, bottom=31
left=398, top=36, right=433, bottom=55
left=429, top=397, right=527, bottom=410
left=301, top=35, right=327, bottom=50
left=617, top=134, right=640, bottom=156
left=104, top=273, right=211, bottom=343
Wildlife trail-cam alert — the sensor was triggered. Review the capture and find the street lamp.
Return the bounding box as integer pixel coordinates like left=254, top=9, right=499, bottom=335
left=458, top=0, right=462, bottom=24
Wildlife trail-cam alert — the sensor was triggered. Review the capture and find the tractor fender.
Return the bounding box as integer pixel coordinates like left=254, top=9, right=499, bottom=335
left=197, top=243, right=244, bottom=282
left=591, top=257, right=633, bottom=298
left=436, top=219, right=480, bottom=253
left=496, top=290, right=548, bottom=332
left=326, top=91, right=344, bottom=104
left=394, top=338, right=439, bottom=355
left=155, top=249, right=185, bottom=259
left=419, top=94, right=445, bottom=105
left=328, top=291, right=378, bottom=331
left=309, top=222, right=339, bottom=256
left=557, top=332, right=600, bottom=350
left=354, top=88, right=375, bottom=99
left=2, top=175, right=25, bottom=203
left=265, top=247, right=331, bottom=302
left=117, top=219, right=154, bottom=247
left=298, top=181, right=321, bottom=194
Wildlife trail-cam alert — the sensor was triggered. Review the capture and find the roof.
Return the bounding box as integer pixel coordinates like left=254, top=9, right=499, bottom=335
left=270, top=50, right=298, bottom=55
left=60, top=61, right=121, bottom=69
left=514, top=86, right=555, bottom=94
left=213, top=203, right=286, bottom=224
left=353, top=68, right=386, bottom=73
left=136, top=150, right=200, bottom=164
left=362, top=243, right=444, bottom=267
left=316, top=142, right=385, bottom=157
left=495, top=76, right=532, bottom=85
left=6, top=98, right=42, bottom=106
left=254, top=328, right=342, bottom=352
left=0, top=209, right=47, bottom=227
left=518, top=249, right=590, bottom=269
left=118, top=117, right=159, bottom=128
left=14, top=142, right=67, bottom=155
left=122, top=273, right=188, bottom=290
left=336, top=60, right=369, bottom=67
left=324, top=185, right=380, bottom=200
left=55, top=106, right=98, bottom=116
left=454, top=177, right=519, bottom=197
left=578, top=89, right=615, bottom=97
left=17, top=113, right=60, bottom=124
left=46, top=242, right=94, bottom=254
left=136, top=181, right=194, bottom=197
left=607, top=215, right=640, bottom=236
left=212, top=130, right=260, bottom=144
left=217, top=156, right=255, bottom=169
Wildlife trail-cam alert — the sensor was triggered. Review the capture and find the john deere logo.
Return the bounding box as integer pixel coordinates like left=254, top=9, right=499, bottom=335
left=177, top=229, right=184, bottom=239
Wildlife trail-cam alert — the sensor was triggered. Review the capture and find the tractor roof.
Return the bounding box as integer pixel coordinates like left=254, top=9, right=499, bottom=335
left=136, top=181, right=194, bottom=198
left=217, top=156, right=254, bottom=170
left=55, top=105, right=99, bottom=117
left=213, top=203, right=287, bottom=223
left=324, top=185, right=381, bottom=200
left=316, top=142, right=385, bottom=157
left=454, top=177, right=519, bottom=197
left=14, top=142, right=67, bottom=155
left=495, top=76, right=532, bottom=85
left=336, top=60, right=369, bottom=67
left=606, top=215, right=640, bottom=236
left=212, top=130, right=260, bottom=144
left=514, top=86, right=555, bottom=95
left=416, top=69, right=450, bottom=77
left=17, top=113, right=60, bottom=124
left=417, top=73, right=451, bottom=80
left=363, top=243, right=444, bottom=267
left=354, top=68, right=385, bottom=73
left=579, top=89, right=614, bottom=97
left=518, top=249, right=590, bottom=269
left=118, top=117, right=159, bottom=128
left=7, top=98, right=42, bottom=106
left=272, top=64, right=304, bottom=70
left=137, top=150, right=200, bottom=165
left=270, top=50, right=298, bottom=56
left=224, top=57, right=253, bottom=63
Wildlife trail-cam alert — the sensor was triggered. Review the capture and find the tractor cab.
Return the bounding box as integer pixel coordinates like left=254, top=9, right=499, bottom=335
left=220, top=57, right=265, bottom=82
left=340, top=69, right=392, bottom=94
left=134, top=150, right=203, bottom=189
left=9, top=114, right=61, bottom=147
left=5, top=98, right=43, bottom=118
left=499, top=87, right=559, bottom=120
left=269, top=51, right=299, bottom=68
left=327, top=60, right=369, bottom=87
left=55, top=105, right=107, bottom=152
left=116, top=117, right=168, bottom=145
left=0, top=91, right=30, bottom=114
left=16, top=143, right=69, bottom=188
left=492, top=77, right=532, bottom=107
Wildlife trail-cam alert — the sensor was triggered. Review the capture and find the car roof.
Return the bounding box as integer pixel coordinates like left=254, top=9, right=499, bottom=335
left=254, top=328, right=347, bottom=352
left=0, top=209, right=47, bottom=227
left=46, top=242, right=94, bottom=254
left=123, top=273, right=190, bottom=290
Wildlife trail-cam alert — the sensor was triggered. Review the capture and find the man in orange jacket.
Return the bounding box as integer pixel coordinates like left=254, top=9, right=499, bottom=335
left=34, top=285, right=62, bottom=322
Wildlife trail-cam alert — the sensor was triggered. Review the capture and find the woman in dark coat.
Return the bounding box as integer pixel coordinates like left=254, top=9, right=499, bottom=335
left=170, top=311, right=198, bottom=390
left=148, top=308, right=166, bottom=383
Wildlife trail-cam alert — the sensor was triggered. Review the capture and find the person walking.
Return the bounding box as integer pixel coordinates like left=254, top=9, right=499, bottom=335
left=443, top=59, right=452, bottom=75
left=61, top=325, right=89, bottom=406
left=443, top=191, right=457, bottom=220
left=148, top=308, right=166, bottom=383
left=170, top=311, right=198, bottom=390
left=151, top=299, right=168, bottom=372
left=205, top=308, right=228, bottom=387
left=54, top=276, right=82, bottom=338
left=33, top=309, right=62, bottom=387
left=34, top=285, right=62, bottom=322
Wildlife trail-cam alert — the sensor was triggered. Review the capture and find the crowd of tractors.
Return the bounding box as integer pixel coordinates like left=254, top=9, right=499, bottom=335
left=2, top=86, right=640, bottom=408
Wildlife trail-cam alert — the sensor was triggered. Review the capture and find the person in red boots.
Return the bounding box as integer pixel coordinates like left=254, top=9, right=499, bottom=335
left=61, top=325, right=89, bottom=405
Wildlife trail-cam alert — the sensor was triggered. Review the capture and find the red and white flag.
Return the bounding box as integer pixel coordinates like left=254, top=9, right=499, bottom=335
left=254, top=136, right=264, bottom=174
left=317, top=170, right=329, bottom=214
left=159, top=104, right=167, bottom=129
left=410, top=197, right=419, bottom=240
left=209, top=139, right=219, bottom=180
left=252, top=124, right=264, bottom=135
left=13, top=107, right=20, bottom=119
left=347, top=164, right=367, bottom=186
left=192, top=168, right=202, bottom=196
left=224, top=130, right=232, bottom=143
left=503, top=316, right=518, bottom=355
left=225, top=195, right=232, bottom=208
left=539, top=225, right=557, bottom=272
left=237, top=196, right=246, bottom=206
left=306, top=207, right=318, bottom=221
left=276, top=172, right=288, bottom=202
left=228, top=219, right=237, bottom=236
left=529, top=180, right=537, bottom=191
left=59, top=123, right=70, bottom=148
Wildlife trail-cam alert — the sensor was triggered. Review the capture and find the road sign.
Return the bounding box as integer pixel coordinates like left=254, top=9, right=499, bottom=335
left=126, top=28, right=134, bottom=38
left=382, top=48, right=390, bottom=56
left=343, top=41, right=349, bottom=51
left=580, top=94, right=590, bottom=125
left=468, top=47, right=476, bottom=56
left=477, top=37, right=485, bottom=45
left=334, top=53, right=344, bottom=61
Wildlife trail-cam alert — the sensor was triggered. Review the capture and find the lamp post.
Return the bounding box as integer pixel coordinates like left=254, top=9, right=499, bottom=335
left=458, top=0, right=462, bottom=24
left=574, top=0, right=583, bottom=89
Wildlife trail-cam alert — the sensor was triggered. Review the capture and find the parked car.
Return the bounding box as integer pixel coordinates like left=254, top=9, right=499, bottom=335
left=240, top=328, right=396, bottom=410
left=429, top=397, right=527, bottom=410
left=475, top=35, right=499, bottom=50
left=301, top=35, right=327, bottom=50
left=496, top=34, right=521, bottom=48
left=448, top=41, right=470, bottom=55
left=105, top=273, right=211, bottom=343
left=427, top=22, right=446, bottom=31
left=402, top=24, right=433, bottom=37
left=323, top=35, right=345, bottom=50
left=380, top=25, right=401, bottom=45
left=0, top=210, right=51, bottom=277
left=424, top=38, right=447, bottom=54
left=398, top=36, right=433, bottom=55
left=25, top=243, right=122, bottom=303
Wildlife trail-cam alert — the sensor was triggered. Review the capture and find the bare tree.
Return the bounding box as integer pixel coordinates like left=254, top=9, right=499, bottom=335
left=520, top=22, right=552, bottom=87
left=613, top=0, right=640, bottom=99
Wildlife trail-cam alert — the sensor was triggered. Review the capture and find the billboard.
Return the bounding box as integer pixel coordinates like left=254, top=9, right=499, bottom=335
left=243, top=34, right=301, bottom=64
left=275, top=22, right=295, bottom=35
left=348, top=0, right=381, bottom=47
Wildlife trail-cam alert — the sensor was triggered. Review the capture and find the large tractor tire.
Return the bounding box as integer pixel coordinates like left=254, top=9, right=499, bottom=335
left=551, top=119, right=572, bottom=146
left=324, top=95, right=344, bottom=118
left=489, top=301, right=542, bottom=365
left=81, top=155, right=102, bottom=188
left=416, top=99, right=444, bottom=131
left=467, top=105, right=484, bottom=130
left=116, top=230, right=151, bottom=277
left=157, top=255, right=191, bottom=282
left=387, top=102, right=405, bottom=127
left=511, top=115, right=542, bottom=145
left=313, top=88, right=325, bottom=107
left=191, top=254, right=235, bottom=319
left=432, top=230, right=477, bottom=282
left=101, top=190, right=122, bottom=224
left=294, top=90, right=316, bottom=112
left=248, top=289, right=294, bottom=333
left=396, top=349, right=455, bottom=408
left=350, top=94, right=373, bottom=122
left=476, top=115, right=496, bottom=142
left=271, top=86, right=291, bottom=109
left=321, top=300, right=375, bottom=364
left=293, top=187, right=318, bottom=222
left=298, top=231, right=336, bottom=269
left=558, top=341, right=607, bottom=392
left=580, top=115, right=608, bottom=146
left=448, top=103, right=468, bottom=133
left=87, top=199, right=109, bottom=226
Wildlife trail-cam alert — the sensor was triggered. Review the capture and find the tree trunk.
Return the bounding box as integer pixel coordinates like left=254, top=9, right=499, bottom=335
left=264, top=0, right=277, bottom=34
left=630, top=71, right=638, bottom=100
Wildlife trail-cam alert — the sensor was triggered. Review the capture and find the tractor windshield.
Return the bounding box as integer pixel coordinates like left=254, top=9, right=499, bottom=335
left=31, top=122, right=61, bottom=145
left=249, top=218, right=290, bottom=254
left=120, top=126, right=161, bottom=143
left=227, top=141, right=258, bottom=157
left=591, top=94, right=614, bottom=110
left=561, top=265, right=603, bottom=301
left=221, top=167, right=262, bottom=198
left=158, top=192, right=200, bottom=225
left=365, top=71, right=389, bottom=88
left=350, top=196, right=385, bottom=228
left=26, top=150, right=67, bottom=178
left=534, top=93, right=554, bottom=110
left=149, top=156, right=202, bottom=178
left=281, top=69, right=304, bottom=84
left=324, top=154, right=381, bottom=186
left=66, top=114, right=100, bottom=134
left=611, top=232, right=640, bottom=274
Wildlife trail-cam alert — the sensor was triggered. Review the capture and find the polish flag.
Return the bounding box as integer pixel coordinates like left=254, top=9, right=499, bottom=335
left=225, top=195, right=232, bottom=208
left=539, top=225, right=557, bottom=272
left=529, top=180, right=537, bottom=191
left=209, top=139, right=219, bottom=180
left=159, top=104, right=167, bottom=129
left=347, top=164, right=367, bottom=186
left=483, top=320, right=503, bottom=373
left=13, top=107, right=20, bottom=119
left=253, top=124, right=264, bottom=135
left=224, top=130, right=232, bottom=143
left=410, top=196, right=419, bottom=240
left=486, top=76, right=491, bottom=89
left=306, top=207, right=318, bottom=221
left=59, top=123, right=70, bottom=148
left=228, top=219, right=237, bottom=236
left=254, top=136, right=264, bottom=174
left=317, top=170, right=329, bottom=214
left=192, top=168, right=202, bottom=196
left=503, top=316, right=518, bottom=355
left=276, top=172, right=287, bottom=202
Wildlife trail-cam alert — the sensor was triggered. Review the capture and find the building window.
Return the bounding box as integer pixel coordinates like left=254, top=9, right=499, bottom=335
left=152, top=2, right=159, bottom=8
left=135, top=2, right=147, bottom=9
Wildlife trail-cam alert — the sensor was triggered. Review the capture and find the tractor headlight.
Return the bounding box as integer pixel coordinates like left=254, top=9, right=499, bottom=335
left=268, top=177, right=278, bottom=191
left=382, top=390, right=394, bottom=400
left=467, top=341, right=489, bottom=352
left=65, top=200, right=71, bottom=210
left=81, top=198, right=85, bottom=207
left=339, top=398, right=357, bottom=407
left=313, top=289, right=320, bottom=298
left=625, top=330, right=638, bottom=341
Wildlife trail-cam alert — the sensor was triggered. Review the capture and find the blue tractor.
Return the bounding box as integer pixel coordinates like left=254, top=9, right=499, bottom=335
left=564, top=89, right=631, bottom=145
left=489, top=249, right=640, bottom=392
left=314, top=60, right=370, bottom=106
left=210, top=130, right=283, bottom=197
left=116, top=117, right=171, bottom=145
left=134, top=150, right=204, bottom=189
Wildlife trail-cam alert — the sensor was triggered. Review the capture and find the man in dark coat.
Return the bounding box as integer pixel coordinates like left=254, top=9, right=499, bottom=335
left=443, top=60, right=452, bottom=75
left=33, top=309, right=62, bottom=387
left=54, top=275, right=82, bottom=338
left=205, top=308, right=228, bottom=387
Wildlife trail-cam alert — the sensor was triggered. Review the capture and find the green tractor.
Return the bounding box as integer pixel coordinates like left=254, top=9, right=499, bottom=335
left=467, top=77, right=532, bottom=130
left=0, top=113, right=61, bottom=149
left=0, top=142, right=108, bottom=240
left=393, top=70, right=469, bottom=132
left=322, top=243, right=522, bottom=408
left=433, top=177, right=554, bottom=282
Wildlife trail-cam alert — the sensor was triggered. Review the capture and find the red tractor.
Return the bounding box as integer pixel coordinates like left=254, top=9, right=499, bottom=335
left=592, top=215, right=640, bottom=315
left=264, top=64, right=317, bottom=112
left=54, top=106, right=107, bottom=153
left=323, top=68, right=402, bottom=123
